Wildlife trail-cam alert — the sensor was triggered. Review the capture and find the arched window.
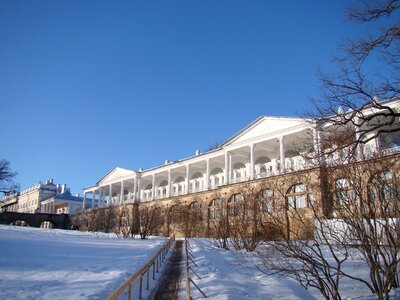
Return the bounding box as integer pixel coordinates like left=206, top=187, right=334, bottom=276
left=228, top=193, right=244, bottom=216
left=143, top=183, right=153, bottom=199
left=175, top=176, right=185, bottom=183
left=284, top=150, right=298, bottom=171
left=169, top=204, right=181, bottom=224
left=285, top=150, right=298, bottom=158
left=189, top=201, right=202, bottom=221
left=369, top=171, right=399, bottom=213
left=158, top=180, right=168, bottom=196
left=191, top=172, right=203, bottom=180
left=208, top=198, right=222, bottom=220
left=260, top=188, right=276, bottom=212
left=255, top=156, right=272, bottom=178
left=335, top=178, right=356, bottom=206
left=153, top=207, right=162, bottom=223
left=286, top=183, right=313, bottom=210
left=159, top=180, right=168, bottom=186
left=233, top=162, right=246, bottom=182
left=190, top=172, right=203, bottom=191
left=210, top=168, right=224, bottom=187
left=255, top=156, right=271, bottom=164
left=173, top=176, right=185, bottom=194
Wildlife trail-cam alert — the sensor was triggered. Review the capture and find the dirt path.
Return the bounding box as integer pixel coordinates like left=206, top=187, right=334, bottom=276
left=153, top=240, right=183, bottom=300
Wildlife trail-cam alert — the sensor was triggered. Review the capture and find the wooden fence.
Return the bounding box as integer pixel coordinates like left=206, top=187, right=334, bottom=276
left=108, top=235, right=175, bottom=300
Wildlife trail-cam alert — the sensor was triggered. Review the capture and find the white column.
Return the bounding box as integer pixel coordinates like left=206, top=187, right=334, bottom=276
left=133, top=178, right=137, bottom=202
left=120, top=181, right=124, bottom=204
left=312, top=124, right=324, bottom=165
left=185, top=164, right=190, bottom=194
left=229, top=153, right=232, bottom=183
left=136, top=177, right=141, bottom=202
left=279, top=136, right=285, bottom=173
left=109, top=184, right=112, bottom=206
left=152, top=174, right=156, bottom=200
left=91, top=190, right=95, bottom=208
left=167, top=169, right=171, bottom=197
left=98, top=188, right=102, bottom=207
left=249, top=144, right=255, bottom=180
left=354, top=116, right=363, bottom=159
left=205, top=158, right=210, bottom=190
left=224, top=151, right=229, bottom=184
left=82, top=192, right=86, bottom=210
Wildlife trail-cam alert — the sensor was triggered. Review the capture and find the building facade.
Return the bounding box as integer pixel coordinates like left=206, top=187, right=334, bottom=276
left=82, top=98, right=400, bottom=213
left=0, top=179, right=85, bottom=215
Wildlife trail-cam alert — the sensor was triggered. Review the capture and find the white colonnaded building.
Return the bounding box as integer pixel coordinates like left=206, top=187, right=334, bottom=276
left=82, top=98, right=400, bottom=210
left=0, top=179, right=86, bottom=215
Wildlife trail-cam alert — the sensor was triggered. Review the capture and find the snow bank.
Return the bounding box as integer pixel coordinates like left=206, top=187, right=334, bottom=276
left=0, top=225, right=166, bottom=299
left=186, top=238, right=377, bottom=300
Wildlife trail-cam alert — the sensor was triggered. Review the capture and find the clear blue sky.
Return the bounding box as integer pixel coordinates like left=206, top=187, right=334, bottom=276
left=1, top=0, right=359, bottom=194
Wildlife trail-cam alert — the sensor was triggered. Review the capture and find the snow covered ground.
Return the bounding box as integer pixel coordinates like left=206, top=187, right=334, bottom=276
left=186, top=238, right=379, bottom=300
left=0, top=225, right=167, bottom=299
left=1, top=225, right=396, bottom=300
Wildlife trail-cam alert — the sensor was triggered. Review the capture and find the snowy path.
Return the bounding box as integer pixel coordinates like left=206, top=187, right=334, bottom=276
left=153, top=240, right=184, bottom=299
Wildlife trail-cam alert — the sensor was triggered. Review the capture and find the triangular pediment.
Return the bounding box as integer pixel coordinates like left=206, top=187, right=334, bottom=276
left=222, top=116, right=308, bottom=146
left=97, top=167, right=136, bottom=185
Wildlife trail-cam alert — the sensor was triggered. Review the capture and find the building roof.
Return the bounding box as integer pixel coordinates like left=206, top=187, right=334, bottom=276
left=53, top=191, right=83, bottom=202
left=220, top=116, right=311, bottom=147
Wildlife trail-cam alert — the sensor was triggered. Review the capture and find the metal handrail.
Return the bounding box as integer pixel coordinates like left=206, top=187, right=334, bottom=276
left=107, top=235, right=175, bottom=300
left=185, top=240, right=192, bottom=300
left=185, top=238, right=207, bottom=299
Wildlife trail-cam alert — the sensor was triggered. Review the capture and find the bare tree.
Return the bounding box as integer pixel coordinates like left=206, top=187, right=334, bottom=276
left=255, top=145, right=400, bottom=300
left=205, top=141, right=222, bottom=152
left=300, top=4, right=400, bottom=294
left=309, top=0, right=400, bottom=158
left=180, top=199, right=204, bottom=237
left=254, top=169, right=366, bottom=300
left=113, top=205, right=135, bottom=238
left=0, top=159, right=19, bottom=196
left=324, top=153, right=400, bottom=299
left=138, top=205, right=162, bottom=239
left=207, top=194, right=230, bottom=250
left=228, top=188, right=261, bottom=252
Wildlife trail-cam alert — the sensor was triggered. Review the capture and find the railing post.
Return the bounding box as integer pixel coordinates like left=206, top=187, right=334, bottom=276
left=127, top=282, right=131, bottom=300
left=139, top=275, right=143, bottom=299
left=156, top=254, right=159, bottom=272
left=146, top=268, right=150, bottom=290
left=107, top=235, right=175, bottom=300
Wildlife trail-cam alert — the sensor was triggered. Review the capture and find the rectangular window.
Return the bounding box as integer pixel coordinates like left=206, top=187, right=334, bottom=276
left=287, top=196, right=295, bottom=209
left=266, top=200, right=273, bottom=212
left=295, top=184, right=306, bottom=193
left=296, top=195, right=306, bottom=208
left=308, top=193, right=314, bottom=207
